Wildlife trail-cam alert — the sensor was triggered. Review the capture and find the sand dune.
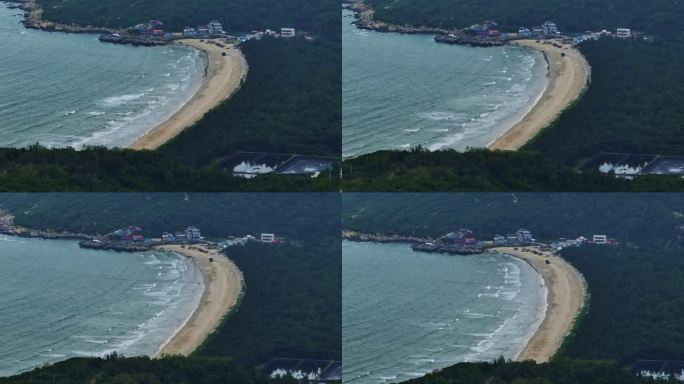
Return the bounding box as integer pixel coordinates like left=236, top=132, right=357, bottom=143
left=155, top=244, right=244, bottom=357
left=493, top=246, right=587, bottom=362
left=489, top=39, right=590, bottom=150
left=131, top=39, right=248, bottom=150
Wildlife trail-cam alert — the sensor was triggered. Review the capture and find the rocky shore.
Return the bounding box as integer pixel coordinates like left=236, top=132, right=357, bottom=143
left=342, top=230, right=432, bottom=244
left=3, top=0, right=114, bottom=34
left=0, top=210, right=94, bottom=241
left=343, top=0, right=456, bottom=35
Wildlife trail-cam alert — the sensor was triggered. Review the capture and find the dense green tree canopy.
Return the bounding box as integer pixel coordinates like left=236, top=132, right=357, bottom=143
left=364, top=0, right=684, bottom=38
left=36, top=0, right=340, bottom=40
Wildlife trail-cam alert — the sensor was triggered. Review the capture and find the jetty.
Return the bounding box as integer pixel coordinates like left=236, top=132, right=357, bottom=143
left=98, top=34, right=169, bottom=46
left=433, top=34, right=505, bottom=47
left=78, top=240, right=153, bottom=252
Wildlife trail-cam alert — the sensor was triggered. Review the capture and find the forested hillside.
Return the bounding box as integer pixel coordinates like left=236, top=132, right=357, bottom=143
left=0, top=193, right=340, bottom=241
left=559, top=245, right=684, bottom=364
left=343, top=193, right=683, bottom=243
left=36, top=0, right=340, bottom=40
left=395, top=359, right=651, bottom=384
left=160, top=38, right=341, bottom=166
left=0, top=355, right=299, bottom=384
left=364, top=0, right=684, bottom=38
left=341, top=148, right=684, bottom=191
left=199, top=243, right=341, bottom=364
left=525, top=39, right=684, bottom=164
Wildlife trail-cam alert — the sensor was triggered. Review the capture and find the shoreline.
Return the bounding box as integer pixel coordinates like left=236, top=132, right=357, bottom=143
left=154, top=244, right=244, bottom=357
left=488, top=40, right=591, bottom=150
left=491, top=246, right=587, bottom=362
left=130, top=39, right=248, bottom=150
left=342, top=3, right=591, bottom=154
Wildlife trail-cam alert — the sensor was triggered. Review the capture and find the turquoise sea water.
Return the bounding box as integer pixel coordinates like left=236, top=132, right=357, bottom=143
left=342, top=9, right=548, bottom=158
left=0, top=235, right=203, bottom=377
left=342, top=241, right=546, bottom=384
left=0, top=3, right=205, bottom=148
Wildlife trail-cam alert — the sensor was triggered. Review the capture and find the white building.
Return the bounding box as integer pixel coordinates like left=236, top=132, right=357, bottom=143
left=261, top=233, right=276, bottom=243
left=542, top=21, right=558, bottom=35
left=281, top=27, right=296, bottom=37
left=183, top=27, right=197, bottom=36
left=185, top=226, right=202, bottom=241
left=208, top=20, right=225, bottom=35
left=616, top=28, right=631, bottom=38
left=593, top=235, right=607, bottom=244
left=518, top=27, right=532, bottom=37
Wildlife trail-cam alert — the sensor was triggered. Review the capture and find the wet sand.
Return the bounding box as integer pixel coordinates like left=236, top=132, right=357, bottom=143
left=492, top=246, right=587, bottom=362
left=155, top=244, right=244, bottom=357
left=489, top=39, right=590, bottom=150
left=131, top=39, right=248, bottom=150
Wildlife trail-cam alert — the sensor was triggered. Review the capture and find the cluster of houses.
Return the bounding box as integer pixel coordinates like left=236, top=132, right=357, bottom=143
left=463, top=20, right=560, bottom=40
left=161, top=226, right=204, bottom=243
left=493, top=228, right=535, bottom=247
left=220, top=233, right=286, bottom=248
left=182, top=20, right=226, bottom=37
left=109, top=225, right=204, bottom=245
left=461, top=19, right=639, bottom=44
left=105, top=18, right=299, bottom=45
left=491, top=230, right=619, bottom=250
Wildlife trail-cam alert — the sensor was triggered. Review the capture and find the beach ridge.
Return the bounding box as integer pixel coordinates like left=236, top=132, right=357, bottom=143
left=488, top=40, right=591, bottom=151
left=154, top=244, right=245, bottom=357
left=130, top=39, right=248, bottom=150
left=492, top=246, right=587, bottom=363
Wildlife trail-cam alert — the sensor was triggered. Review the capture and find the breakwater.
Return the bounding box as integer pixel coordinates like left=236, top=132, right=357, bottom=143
left=343, top=230, right=487, bottom=255
left=99, top=34, right=169, bottom=46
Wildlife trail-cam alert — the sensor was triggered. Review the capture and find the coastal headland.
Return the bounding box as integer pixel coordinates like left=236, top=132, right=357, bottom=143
left=130, top=39, right=248, bottom=150
left=488, top=40, right=590, bottom=151
left=492, top=246, right=587, bottom=362
left=155, top=244, right=244, bottom=357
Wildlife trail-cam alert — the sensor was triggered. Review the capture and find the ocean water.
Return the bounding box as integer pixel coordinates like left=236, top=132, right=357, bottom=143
left=0, top=3, right=205, bottom=148
left=342, top=241, right=546, bottom=384
left=0, top=235, right=204, bottom=377
left=342, top=9, right=548, bottom=158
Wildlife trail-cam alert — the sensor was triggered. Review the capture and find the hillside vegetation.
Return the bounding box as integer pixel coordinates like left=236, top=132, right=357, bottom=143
left=395, top=359, right=651, bottom=384
left=525, top=39, right=684, bottom=164
left=0, top=193, right=340, bottom=241
left=36, top=0, right=340, bottom=40
left=343, top=193, right=682, bottom=243
left=341, top=148, right=684, bottom=191
left=160, top=38, right=341, bottom=167
left=0, top=355, right=299, bottom=384
left=365, top=0, right=684, bottom=38
left=199, top=242, right=341, bottom=364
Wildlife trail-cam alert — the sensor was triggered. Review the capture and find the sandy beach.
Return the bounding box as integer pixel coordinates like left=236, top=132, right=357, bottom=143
left=130, top=39, right=248, bottom=150
left=154, top=244, right=244, bottom=357
left=489, top=39, right=590, bottom=151
left=492, top=246, right=587, bottom=362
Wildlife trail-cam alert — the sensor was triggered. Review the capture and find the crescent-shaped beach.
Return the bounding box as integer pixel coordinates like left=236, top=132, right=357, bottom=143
left=154, top=244, right=244, bottom=357
left=131, top=39, right=248, bottom=150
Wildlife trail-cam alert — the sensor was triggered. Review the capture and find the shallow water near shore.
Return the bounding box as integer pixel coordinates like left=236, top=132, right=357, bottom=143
left=0, top=235, right=203, bottom=377
left=342, top=241, right=545, bottom=384
left=0, top=3, right=205, bottom=148
left=342, top=9, right=548, bottom=158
